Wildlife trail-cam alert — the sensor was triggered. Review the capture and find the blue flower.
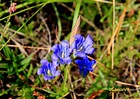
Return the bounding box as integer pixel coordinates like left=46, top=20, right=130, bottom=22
left=70, top=34, right=95, bottom=58
left=37, top=59, right=60, bottom=80
left=51, top=40, right=72, bottom=66
left=75, top=57, right=96, bottom=77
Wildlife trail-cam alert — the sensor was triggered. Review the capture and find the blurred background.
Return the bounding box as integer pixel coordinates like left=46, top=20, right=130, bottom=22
left=0, top=0, right=140, bottom=99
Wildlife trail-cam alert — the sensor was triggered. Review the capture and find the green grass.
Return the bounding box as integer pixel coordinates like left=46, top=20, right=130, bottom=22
left=0, top=0, right=140, bottom=99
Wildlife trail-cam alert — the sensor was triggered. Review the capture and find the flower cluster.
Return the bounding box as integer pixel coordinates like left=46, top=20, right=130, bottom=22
left=37, top=34, right=96, bottom=80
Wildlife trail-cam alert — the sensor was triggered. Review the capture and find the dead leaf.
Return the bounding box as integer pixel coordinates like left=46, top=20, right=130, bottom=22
left=69, top=16, right=81, bottom=45
left=86, top=90, right=104, bottom=99
left=11, top=39, right=28, bottom=56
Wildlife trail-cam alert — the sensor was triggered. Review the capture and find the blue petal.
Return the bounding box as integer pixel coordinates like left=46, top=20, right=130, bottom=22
left=79, top=68, right=84, bottom=76
left=40, top=59, right=48, bottom=66
left=37, top=68, right=42, bottom=75
left=69, top=41, right=76, bottom=53
left=84, top=35, right=93, bottom=47
left=63, top=57, right=72, bottom=64
left=83, top=68, right=88, bottom=77
left=51, top=64, right=60, bottom=75
left=74, top=34, right=82, bottom=39
left=74, top=35, right=85, bottom=45
left=38, top=58, right=60, bottom=81
left=75, top=59, right=84, bottom=67
left=87, top=66, right=93, bottom=71
left=91, top=60, right=96, bottom=66
left=61, top=40, right=69, bottom=47
left=52, top=61, right=59, bottom=67
left=87, top=60, right=96, bottom=71
left=75, top=52, right=87, bottom=58
left=51, top=54, right=58, bottom=61
left=85, top=48, right=95, bottom=54
left=59, top=58, right=65, bottom=64
left=51, top=44, right=58, bottom=51
left=75, top=57, right=96, bottom=77
left=92, top=60, right=96, bottom=64
left=44, top=76, right=54, bottom=80
left=53, top=70, right=60, bottom=76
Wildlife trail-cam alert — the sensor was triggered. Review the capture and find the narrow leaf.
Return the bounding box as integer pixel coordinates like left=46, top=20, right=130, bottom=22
left=69, top=16, right=81, bottom=45
left=27, top=64, right=33, bottom=77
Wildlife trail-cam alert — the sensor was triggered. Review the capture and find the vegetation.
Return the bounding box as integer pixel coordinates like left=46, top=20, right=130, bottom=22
left=0, top=0, right=140, bottom=99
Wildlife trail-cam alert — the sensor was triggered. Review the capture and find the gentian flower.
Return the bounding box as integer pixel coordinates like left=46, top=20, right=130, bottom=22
left=37, top=59, right=60, bottom=80
left=70, top=34, right=95, bottom=58
left=75, top=57, right=96, bottom=77
left=51, top=40, right=72, bottom=66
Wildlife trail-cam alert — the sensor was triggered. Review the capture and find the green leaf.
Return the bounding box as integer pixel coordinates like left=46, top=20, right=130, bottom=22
left=0, top=85, right=17, bottom=96
left=0, top=63, right=9, bottom=68
left=3, top=46, right=11, bottom=59
left=18, top=54, right=33, bottom=72
left=43, top=89, right=56, bottom=95
left=27, top=64, right=33, bottom=77
left=98, top=70, right=107, bottom=87
left=21, top=54, right=33, bottom=65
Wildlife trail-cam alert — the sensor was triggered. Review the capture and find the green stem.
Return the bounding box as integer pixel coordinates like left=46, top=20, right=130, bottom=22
left=64, top=0, right=82, bottom=40
left=52, top=3, right=62, bottom=40
left=71, top=0, right=82, bottom=29
left=0, top=2, right=48, bottom=50
left=0, top=2, right=44, bottom=21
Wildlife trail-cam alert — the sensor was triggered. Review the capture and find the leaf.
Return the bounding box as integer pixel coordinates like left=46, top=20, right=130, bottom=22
left=21, top=54, right=33, bottom=65
left=27, top=64, right=33, bottom=77
left=86, top=90, right=104, bottom=99
left=3, top=46, right=11, bottom=59
left=0, top=63, right=9, bottom=69
left=18, top=54, right=33, bottom=72
left=62, top=66, right=69, bottom=92
left=69, top=16, right=81, bottom=45
left=42, top=89, right=56, bottom=95
left=0, top=85, right=17, bottom=96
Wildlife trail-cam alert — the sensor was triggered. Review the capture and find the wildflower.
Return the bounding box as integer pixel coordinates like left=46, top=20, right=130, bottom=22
left=51, top=40, right=72, bottom=66
left=37, top=59, right=60, bottom=80
left=75, top=57, right=96, bottom=77
left=70, top=34, right=95, bottom=58
left=8, top=3, right=16, bottom=14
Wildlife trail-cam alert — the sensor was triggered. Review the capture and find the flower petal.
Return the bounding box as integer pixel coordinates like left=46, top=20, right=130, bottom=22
left=63, top=57, right=72, bottom=64
left=75, top=52, right=86, bottom=58
left=75, top=57, right=96, bottom=77
left=40, top=59, right=48, bottom=66
left=52, top=61, right=59, bottom=67
left=38, top=59, right=60, bottom=81
left=61, top=40, right=69, bottom=47
left=74, top=34, right=82, bottom=39
left=37, top=68, right=42, bottom=75
left=51, top=54, right=58, bottom=61
left=44, top=76, right=54, bottom=80
left=85, top=48, right=95, bottom=54
left=84, top=35, right=93, bottom=47
left=51, top=44, right=58, bottom=51
left=75, top=59, right=83, bottom=67
left=69, top=41, right=76, bottom=53
left=51, top=40, right=71, bottom=66
left=91, top=60, right=96, bottom=67
left=83, top=68, right=88, bottom=77
left=53, top=70, right=60, bottom=76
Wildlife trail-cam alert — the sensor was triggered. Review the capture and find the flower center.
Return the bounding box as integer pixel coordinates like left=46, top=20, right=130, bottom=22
left=79, top=46, right=83, bottom=51
left=78, top=46, right=85, bottom=52
left=62, top=52, right=65, bottom=58
left=47, top=70, right=52, bottom=76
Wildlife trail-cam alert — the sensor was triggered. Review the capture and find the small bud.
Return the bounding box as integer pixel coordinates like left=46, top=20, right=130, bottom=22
left=8, top=3, right=17, bottom=14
